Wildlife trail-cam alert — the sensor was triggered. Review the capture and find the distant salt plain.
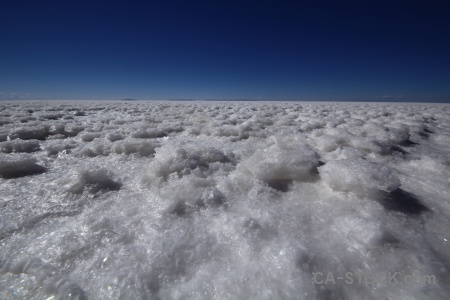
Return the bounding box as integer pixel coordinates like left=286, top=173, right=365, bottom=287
left=1, top=100, right=449, bottom=299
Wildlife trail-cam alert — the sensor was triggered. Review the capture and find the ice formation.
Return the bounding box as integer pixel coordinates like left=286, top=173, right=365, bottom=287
left=1, top=100, right=450, bottom=299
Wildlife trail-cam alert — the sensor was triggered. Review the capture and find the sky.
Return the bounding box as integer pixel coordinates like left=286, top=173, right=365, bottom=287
left=1, top=0, right=450, bottom=101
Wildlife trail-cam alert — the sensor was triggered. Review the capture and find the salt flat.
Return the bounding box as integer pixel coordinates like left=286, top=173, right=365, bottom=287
left=1, top=100, right=449, bottom=299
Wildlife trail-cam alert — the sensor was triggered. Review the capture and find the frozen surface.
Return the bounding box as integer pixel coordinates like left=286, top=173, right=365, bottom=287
left=1, top=100, right=450, bottom=299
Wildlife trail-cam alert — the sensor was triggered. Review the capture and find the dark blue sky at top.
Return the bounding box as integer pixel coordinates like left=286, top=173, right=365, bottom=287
left=1, top=0, right=449, bottom=101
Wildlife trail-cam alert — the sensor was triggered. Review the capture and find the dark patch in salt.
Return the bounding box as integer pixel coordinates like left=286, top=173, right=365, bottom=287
left=171, top=202, right=192, bottom=217
left=0, top=164, right=46, bottom=179
left=296, top=253, right=318, bottom=273
left=243, top=218, right=261, bottom=231
left=380, top=188, right=430, bottom=216
left=41, top=114, right=64, bottom=120
left=399, top=139, right=419, bottom=147
left=379, top=231, right=400, bottom=245
left=316, top=286, right=345, bottom=300
left=419, top=127, right=434, bottom=138
left=390, top=145, right=408, bottom=155
left=267, top=179, right=292, bottom=192
left=68, top=170, right=122, bottom=195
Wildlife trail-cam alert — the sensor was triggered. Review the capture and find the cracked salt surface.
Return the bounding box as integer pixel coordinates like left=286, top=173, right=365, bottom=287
left=1, top=100, right=450, bottom=299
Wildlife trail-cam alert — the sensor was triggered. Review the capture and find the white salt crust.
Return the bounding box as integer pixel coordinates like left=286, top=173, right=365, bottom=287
left=0, top=101, right=449, bottom=299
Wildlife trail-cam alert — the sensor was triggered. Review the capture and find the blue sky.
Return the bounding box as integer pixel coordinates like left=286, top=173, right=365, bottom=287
left=1, top=0, right=450, bottom=101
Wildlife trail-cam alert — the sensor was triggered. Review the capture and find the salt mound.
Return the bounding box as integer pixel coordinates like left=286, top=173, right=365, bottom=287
left=149, top=143, right=232, bottom=180
left=75, top=142, right=112, bottom=157
left=68, top=168, right=122, bottom=195
left=8, top=125, right=49, bottom=140
left=0, top=155, right=46, bottom=179
left=112, top=139, right=160, bottom=157
left=0, top=140, right=41, bottom=153
left=161, top=177, right=226, bottom=216
left=80, top=132, right=102, bottom=142
left=241, top=136, right=319, bottom=182
left=131, top=129, right=166, bottom=139
left=45, top=143, right=77, bottom=156
left=105, top=132, right=124, bottom=142
left=319, top=158, right=401, bottom=195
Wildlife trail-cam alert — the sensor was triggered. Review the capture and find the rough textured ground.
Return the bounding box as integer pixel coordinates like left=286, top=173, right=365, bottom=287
left=1, top=100, right=450, bottom=299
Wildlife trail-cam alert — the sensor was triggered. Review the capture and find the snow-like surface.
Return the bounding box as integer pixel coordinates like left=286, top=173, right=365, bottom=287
left=1, top=100, right=450, bottom=299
